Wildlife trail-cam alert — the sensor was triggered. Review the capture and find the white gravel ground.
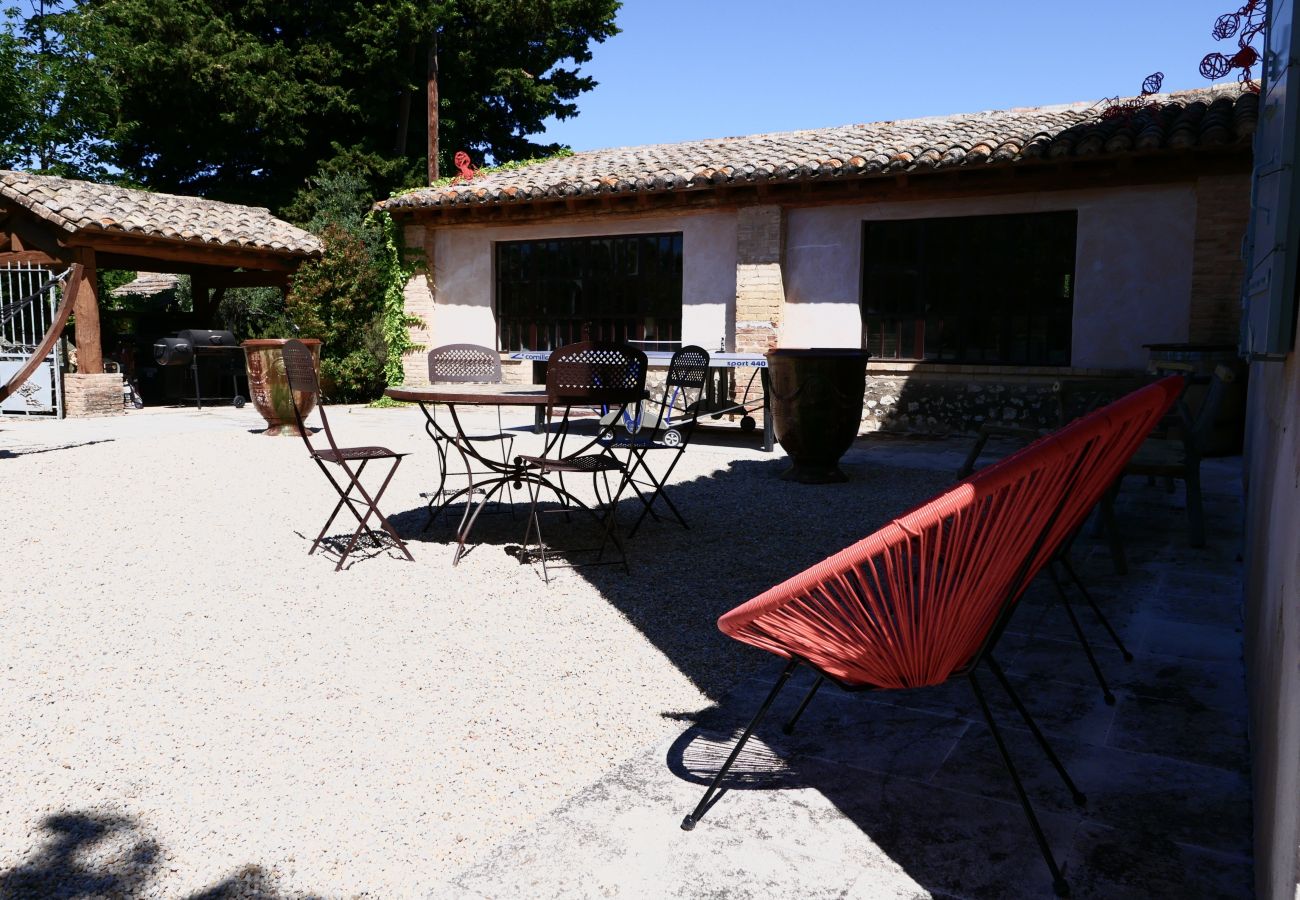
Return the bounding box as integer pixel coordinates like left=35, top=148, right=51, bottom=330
left=0, top=403, right=950, bottom=898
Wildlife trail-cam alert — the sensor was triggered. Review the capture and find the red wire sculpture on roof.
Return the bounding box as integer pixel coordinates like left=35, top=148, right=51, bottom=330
left=452, top=151, right=477, bottom=182
left=1099, top=72, right=1165, bottom=122
left=1201, top=0, right=1267, bottom=91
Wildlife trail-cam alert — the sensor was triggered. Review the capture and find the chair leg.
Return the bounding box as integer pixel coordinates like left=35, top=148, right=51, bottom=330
left=1184, top=466, right=1205, bottom=548
left=333, top=457, right=413, bottom=571
left=781, top=675, right=825, bottom=735
left=967, top=669, right=1072, bottom=898
left=1097, top=484, right=1128, bottom=576
left=983, top=657, right=1086, bottom=807
left=1057, top=555, right=1133, bottom=662
left=681, top=660, right=799, bottom=831
left=1047, top=563, right=1115, bottom=705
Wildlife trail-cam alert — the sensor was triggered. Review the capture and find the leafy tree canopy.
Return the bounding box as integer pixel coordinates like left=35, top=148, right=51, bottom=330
left=17, top=0, right=619, bottom=211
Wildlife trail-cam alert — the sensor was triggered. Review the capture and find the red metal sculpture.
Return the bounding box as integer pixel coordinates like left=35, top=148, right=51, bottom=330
left=1201, top=0, right=1267, bottom=90
left=1099, top=72, right=1164, bottom=121
left=452, top=151, right=477, bottom=182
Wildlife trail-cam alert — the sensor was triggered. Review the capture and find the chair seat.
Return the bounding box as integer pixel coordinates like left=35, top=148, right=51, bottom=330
left=315, top=445, right=402, bottom=463
left=517, top=453, right=625, bottom=475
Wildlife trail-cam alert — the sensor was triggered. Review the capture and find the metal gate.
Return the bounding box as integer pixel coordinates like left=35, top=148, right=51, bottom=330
left=1, top=262, right=65, bottom=416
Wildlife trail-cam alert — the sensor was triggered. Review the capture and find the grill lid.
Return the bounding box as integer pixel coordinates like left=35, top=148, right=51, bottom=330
left=176, top=329, right=238, bottom=347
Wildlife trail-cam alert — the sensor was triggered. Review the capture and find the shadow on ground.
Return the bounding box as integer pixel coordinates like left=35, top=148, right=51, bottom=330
left=0, top=811, right=322, bottom=900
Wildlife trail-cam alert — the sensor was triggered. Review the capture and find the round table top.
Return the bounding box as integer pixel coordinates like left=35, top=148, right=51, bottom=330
left=385, top=383, right=551, bottom=406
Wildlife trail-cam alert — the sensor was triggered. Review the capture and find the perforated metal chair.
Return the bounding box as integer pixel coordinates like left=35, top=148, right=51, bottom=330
left=281, top=339, right=413, bottom=571
left=421, top=344, right=516, bottom=528
left=679, top=377, right=1183, bottom=897
left=512, top=341, right=647, bottom=582
left=599, top=345, right=710, bottom=537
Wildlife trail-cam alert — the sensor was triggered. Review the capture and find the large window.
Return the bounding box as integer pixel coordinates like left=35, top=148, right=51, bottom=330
left=861, top=211, right=1077, bottom=365
left=495, top=233, right=684, bottom=351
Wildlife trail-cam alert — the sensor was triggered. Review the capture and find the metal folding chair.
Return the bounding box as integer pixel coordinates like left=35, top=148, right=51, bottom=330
left=420, top=344, right=515, bottom=529
left=600, top=345, right=710, bottom=537
left=281, top=339, right=414, bottom=571
left=512, top=341, right=646, bottom=582
left=679, top=377, right=1183, bottom=897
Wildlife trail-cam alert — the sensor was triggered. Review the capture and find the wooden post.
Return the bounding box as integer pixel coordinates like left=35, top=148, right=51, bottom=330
left=191, top=274, right=212, bottom=325
left=71, top=247, right=103, bottom=374
left=427, top=33, right=439, bottom=183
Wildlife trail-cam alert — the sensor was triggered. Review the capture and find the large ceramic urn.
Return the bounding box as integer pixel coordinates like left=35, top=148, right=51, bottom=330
left=765, top=348, right=871, bottom=483
left=242, top=338, right=322, bottom=436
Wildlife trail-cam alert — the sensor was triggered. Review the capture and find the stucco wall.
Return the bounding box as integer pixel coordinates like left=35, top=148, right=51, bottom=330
left=1243, top=356, right=1300, bottom=900
left=417, top=210, right=738, bottom=354
left=781, top=185, right=1198, bottom=368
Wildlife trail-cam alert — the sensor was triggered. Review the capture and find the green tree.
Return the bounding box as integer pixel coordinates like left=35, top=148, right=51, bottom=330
left=39, top=0, right=619, bottom=209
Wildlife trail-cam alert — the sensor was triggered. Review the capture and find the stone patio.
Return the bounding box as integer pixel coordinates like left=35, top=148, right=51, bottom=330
left=432, top=441, right=1250, bottom=900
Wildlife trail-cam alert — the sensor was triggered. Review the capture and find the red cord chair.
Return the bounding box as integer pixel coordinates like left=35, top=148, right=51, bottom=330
left=281, top=339, right=414, bottom=571
left=680, top=376, right=1182, bottom=897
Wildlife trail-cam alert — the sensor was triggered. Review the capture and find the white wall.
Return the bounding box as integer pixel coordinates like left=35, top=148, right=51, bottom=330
left=425, top=210, right=737, bottom=351
left=1243, top=356, right=1300, bottom=900
left=782, top=185, right=1198, bottom=367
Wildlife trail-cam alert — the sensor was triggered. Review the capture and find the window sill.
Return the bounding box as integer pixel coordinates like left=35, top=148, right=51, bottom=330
left=867, top=360, right=1146, bottom=378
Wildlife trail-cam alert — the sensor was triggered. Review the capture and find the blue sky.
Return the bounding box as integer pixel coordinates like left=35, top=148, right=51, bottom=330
left=541, top=0, right=1248, bottom=151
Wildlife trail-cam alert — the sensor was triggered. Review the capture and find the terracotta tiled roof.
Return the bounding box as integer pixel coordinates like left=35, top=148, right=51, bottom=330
left=379, top=85, right=1256, bottom=213
left=0, top=170, right=322, bottom=256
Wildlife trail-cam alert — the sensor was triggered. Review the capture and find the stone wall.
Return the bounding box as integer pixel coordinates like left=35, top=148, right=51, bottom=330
left=64, top=373, right=122, bottom=417
left=859, top=365, right=1146, bottom=435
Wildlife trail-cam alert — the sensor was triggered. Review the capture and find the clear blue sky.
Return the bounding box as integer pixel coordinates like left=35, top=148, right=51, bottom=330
left=541, top=0, right=1247, bottom=151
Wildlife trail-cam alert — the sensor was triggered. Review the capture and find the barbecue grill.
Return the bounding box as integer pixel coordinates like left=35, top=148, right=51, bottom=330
left=152, top=329, right=248, bottom=409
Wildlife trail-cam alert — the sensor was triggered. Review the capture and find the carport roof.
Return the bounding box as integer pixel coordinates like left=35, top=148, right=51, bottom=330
left=0, top=170, right=321, bottom=257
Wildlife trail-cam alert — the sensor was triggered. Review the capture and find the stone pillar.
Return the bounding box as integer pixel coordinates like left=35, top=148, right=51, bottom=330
left=1188, top=173, right=1251, bottom=344
left=734, top=205, right=785, bottom=354
left=64, top=373, right=122, bottom=416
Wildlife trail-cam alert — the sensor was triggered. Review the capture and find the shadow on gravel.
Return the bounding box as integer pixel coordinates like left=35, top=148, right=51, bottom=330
left=389, top=450, right=952, bottom=700
left=0, top=812, right=321, bottom=900
left=0, top=440, right=114, bottom=459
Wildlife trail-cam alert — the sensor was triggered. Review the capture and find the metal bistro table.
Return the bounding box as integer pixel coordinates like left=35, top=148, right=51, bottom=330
left=509, top=349, right=774, bottom=452
left=385, top=383, right=551, bottom=563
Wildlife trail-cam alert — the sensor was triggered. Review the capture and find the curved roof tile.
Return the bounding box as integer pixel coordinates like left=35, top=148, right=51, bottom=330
left=379, top=85, right=1255, bottom=214
left=0, top=171, right=322, bottom=257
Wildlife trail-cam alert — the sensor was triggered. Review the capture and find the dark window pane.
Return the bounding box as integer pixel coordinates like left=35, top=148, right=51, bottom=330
left=860, top=212, right=1076, bottom=365
left=495, top=232, right=683, bottom=351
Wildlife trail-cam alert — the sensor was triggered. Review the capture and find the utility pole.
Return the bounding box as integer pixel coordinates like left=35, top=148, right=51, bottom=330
left=427, top=32, right=439, bottom=183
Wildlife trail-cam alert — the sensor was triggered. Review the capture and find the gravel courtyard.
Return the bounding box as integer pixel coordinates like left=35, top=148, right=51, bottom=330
left=0, top=404, right=953, bottom=898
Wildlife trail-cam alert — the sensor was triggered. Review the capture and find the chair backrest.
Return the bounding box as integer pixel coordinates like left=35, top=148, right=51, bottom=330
left=647, top=345, right=710, bottom=441
left=545, top=341, right=647, bottom=407
left=717, top=376, right=1183, bottom=692
left=428, top=343, right=503, bottom=384
left=280, top=339, right=334, bottom=453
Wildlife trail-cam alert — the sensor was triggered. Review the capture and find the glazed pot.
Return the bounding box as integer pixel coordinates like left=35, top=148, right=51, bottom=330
left=766, top=348, right=871, bottom=483
left=242, top=338, right=322, bottom=436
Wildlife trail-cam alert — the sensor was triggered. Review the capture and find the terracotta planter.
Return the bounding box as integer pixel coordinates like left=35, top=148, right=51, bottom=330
left=242, top=338, right=322, bottom=436
left=766, top=348, right=871, bottom=483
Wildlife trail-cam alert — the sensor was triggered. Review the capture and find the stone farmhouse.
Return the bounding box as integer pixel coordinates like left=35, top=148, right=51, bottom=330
left=379, top=84, right=1255, bottom=433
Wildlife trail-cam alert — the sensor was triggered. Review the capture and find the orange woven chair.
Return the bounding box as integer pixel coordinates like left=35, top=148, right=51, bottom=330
left=680, top=377, right=1182, bottom=897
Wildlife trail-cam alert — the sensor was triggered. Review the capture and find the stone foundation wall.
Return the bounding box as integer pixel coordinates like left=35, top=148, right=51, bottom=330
left=859, top=367, right=1147, bottom=435
left=64, top=373, right=123, bottom=417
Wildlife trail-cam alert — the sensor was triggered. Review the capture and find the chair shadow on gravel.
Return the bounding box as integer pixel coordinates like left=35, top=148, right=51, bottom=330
left=389, top=452, right=954, bottom=700
left=0, top=811, right=320, bottom=900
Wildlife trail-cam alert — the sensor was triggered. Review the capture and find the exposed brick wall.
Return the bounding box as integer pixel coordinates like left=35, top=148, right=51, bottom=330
left=64, top=373, right=122, bottom=417
left=1189, top=173, right=1251, bottom=344
left=401, top=223, right=436, bottom=386
left=734, top=205, right=784, bottom=355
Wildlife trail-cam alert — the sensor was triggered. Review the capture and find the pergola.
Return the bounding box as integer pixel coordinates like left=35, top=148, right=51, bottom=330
left=0, top=170, right=321, bottom=374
